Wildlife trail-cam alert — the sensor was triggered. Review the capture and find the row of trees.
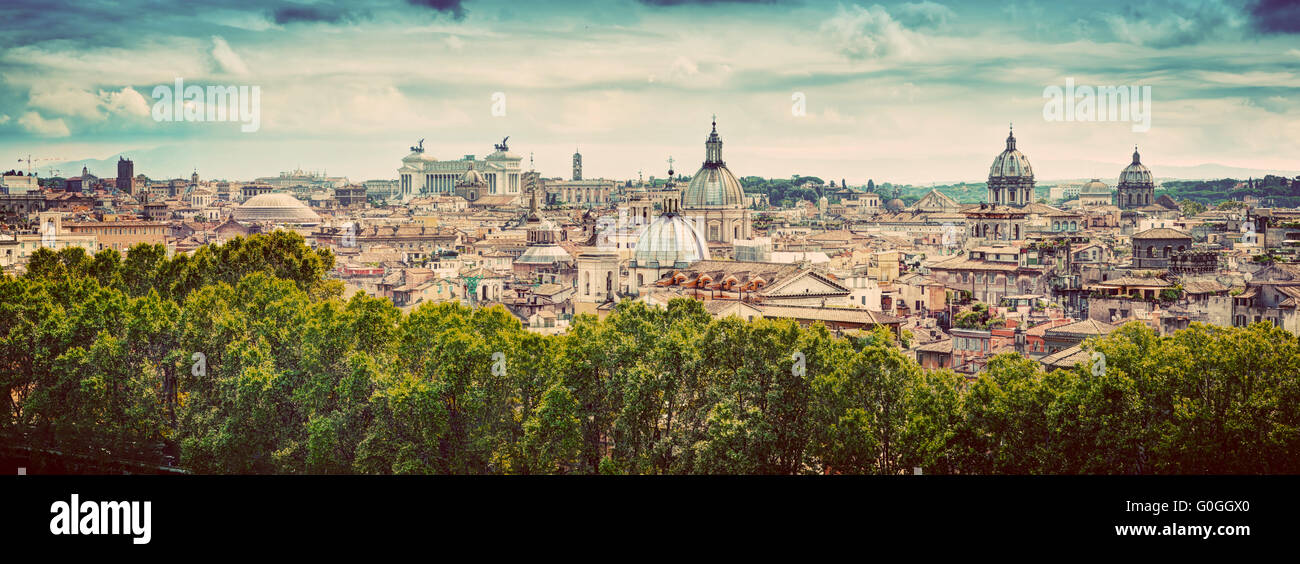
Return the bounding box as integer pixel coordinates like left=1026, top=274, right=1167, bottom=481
left=1165, top=175, right=1300, bottom=206
left=3, top=232, right=1299, bottom=473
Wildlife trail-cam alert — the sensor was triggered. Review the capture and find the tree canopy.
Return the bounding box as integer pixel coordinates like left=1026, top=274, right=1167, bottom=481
left=3, top=233, right=1298, bottom=474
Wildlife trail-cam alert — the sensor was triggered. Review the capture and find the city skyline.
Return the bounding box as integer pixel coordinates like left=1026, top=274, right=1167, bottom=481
left=2, top=0, right=1298, bottom=183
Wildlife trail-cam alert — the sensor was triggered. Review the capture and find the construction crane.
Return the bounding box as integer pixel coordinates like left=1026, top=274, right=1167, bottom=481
left=16, top=154, right=64, bottom=175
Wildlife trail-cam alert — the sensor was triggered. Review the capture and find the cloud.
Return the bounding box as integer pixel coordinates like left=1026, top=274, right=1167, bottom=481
left=893, top=1, right=956, bottom=30
left=1250, top=0, right=1300, bottom=33
left=18, top=111, right=70, bottom=137
left=26, top=84, right=154, bottom=123
left=0, top=114, right=9, bottom=124
left=668, top=56, right=700, bottom=80
left=270, top=2, right=368, bottom=25
left=104, top=87, right=151, bottom=117
left=635, top=0, right=786, bottom=5
left=821, top=4, right=916, bottom=59
left=1104, top=1, right=1243, bottom=48
left=211, top=36, right=249, bottom=75
left=406, top=0, right=467, bottom=21
left=27, top=84, right=103, bottom=120
left=445, top=35, right=464, bottom=50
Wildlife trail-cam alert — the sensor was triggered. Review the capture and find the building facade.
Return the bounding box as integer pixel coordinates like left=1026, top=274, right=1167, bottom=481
left=398, top=138, right=523, bottom=199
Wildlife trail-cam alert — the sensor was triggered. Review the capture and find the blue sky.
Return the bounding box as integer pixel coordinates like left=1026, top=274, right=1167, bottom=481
left=0, top=0, right=1297, bottom=184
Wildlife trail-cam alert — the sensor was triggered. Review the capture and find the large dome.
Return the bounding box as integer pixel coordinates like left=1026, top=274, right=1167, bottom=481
left=633, top=214, right=710, bottom=267
left=989, top=129, right=1034, bottom=180
left=683, top=167, right=745, bottom=208
left=1119, top=148, right=1153, bottom=186
left=682, top=119, right=745, bottom=209
left=233, top=192, right=320, bottom=224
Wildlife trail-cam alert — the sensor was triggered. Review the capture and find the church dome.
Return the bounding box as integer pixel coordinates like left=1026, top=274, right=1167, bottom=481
left=457, top=163, right=488, bottom=187
left=682, top=119, right=745, bottom=209
left=633, top=214, right=710, bottom=267
left=516, top=218, right=570, bottom=266
left=989, top=128, right=1034, bottom=180
left=1119, top=148, right=1153, bottom=186
left=884, top=198, right=905, bottom=212
left=1080, top=179, right=1111, bottom=194
left=233, top=192, right=320, bottom=224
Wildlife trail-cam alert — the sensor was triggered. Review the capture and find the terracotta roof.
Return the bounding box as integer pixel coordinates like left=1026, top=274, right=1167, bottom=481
left=929, top=257, right=1021, bottom=272
left=1025, top=318, right=1074, bottom=336
left=756, top=304, right=903, bottom=326
left=916, top=339, right=953, bottom=353
left=1095, top=277, right=1171, bottom=287
left=760, top=269, right=850, bottom=297
left=1181, top=280, right=1227, bottom=294
left=1132, top=227, right=1190, bottom=239
left=1045, top=319, right=1118, bottom=337
left=1040, top=345, right=1091, bottom=369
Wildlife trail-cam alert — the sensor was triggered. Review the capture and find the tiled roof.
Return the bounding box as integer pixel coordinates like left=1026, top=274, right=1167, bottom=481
left=1045, top=319, right=1118, bottom=337
left=756, top=304, right=902, bottom=325
left=1040, top=345, right=1091, bottom=369
left=1095, top=277, right=1171, bottom=287
left=1181, top=280, right=1227, bottom=294
left=1132, top=227, right=1190, bottom=239
left=916, top=339, right=954, bottom=353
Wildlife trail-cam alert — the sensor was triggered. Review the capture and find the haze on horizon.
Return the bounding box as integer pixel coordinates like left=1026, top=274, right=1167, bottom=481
left=1, top=0, right=1297, bottom=185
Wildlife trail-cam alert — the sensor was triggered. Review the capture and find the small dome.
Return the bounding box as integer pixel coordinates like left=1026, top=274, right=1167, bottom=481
left=233, top=192, right=320, bottom=224
left=885, top=198, right=905, bottom=211
left=633, top=214, right=710, bottom=267
left=457, top=163, right=488, bottom=188
left=989, top=128, right=1034, bottom=180
left=1080, top=179, right=1111, bottom=194
left=1119, top=148, right=1153, bottom=187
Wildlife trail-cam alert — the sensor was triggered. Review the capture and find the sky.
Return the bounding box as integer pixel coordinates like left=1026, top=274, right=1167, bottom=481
left=0, top=0, right=1297, bottom=185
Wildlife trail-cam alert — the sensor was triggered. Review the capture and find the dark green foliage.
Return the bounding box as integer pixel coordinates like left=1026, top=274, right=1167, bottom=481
left=3, top=234, right=1298, bottom=474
